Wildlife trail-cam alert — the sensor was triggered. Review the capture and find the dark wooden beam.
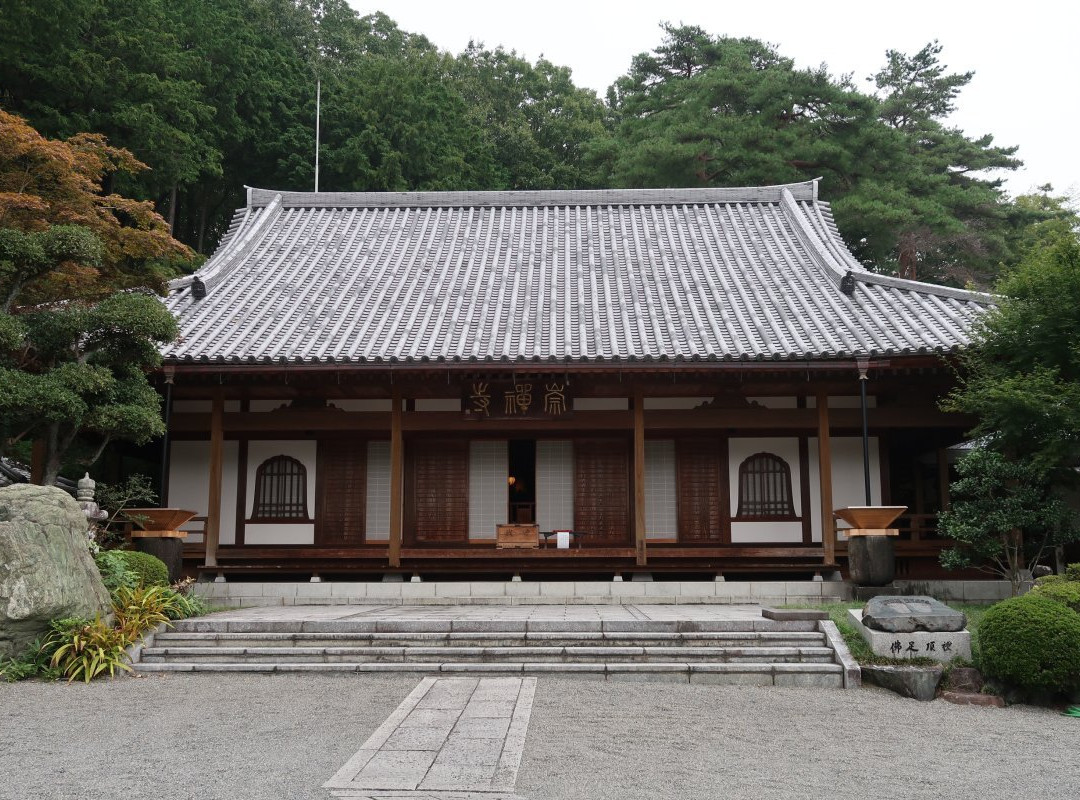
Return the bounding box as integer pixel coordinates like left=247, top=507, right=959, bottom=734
left=633, top=389, right=647, bottom=567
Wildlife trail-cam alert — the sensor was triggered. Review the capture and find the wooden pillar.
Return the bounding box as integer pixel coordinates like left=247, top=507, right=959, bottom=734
left=30, top=439, right=46, bottom=485
left=816, top=392, right=836, bottom=566
left=937, top=447, right=951, bottom=511
left=204, top=390, right=224, bottom=568
left=388, top=390, right=403, bottom=568
left=633, top=390, right=647, bottom=566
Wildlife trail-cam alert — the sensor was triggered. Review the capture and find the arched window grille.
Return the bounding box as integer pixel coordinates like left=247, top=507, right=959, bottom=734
left=736, top=452, right=795, bottom=518
left=251, top=455, right=309, bottom=520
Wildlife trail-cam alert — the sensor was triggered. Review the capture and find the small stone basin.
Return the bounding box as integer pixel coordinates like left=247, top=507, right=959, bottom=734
left=834, top=506, right=907, bottom=529
left=123, top=508, right=198, bottom=531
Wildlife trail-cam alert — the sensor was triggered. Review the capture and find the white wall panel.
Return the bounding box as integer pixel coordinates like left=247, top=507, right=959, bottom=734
left=167, top=441, right=237, bottom=545
left=536, top=440, right=573, bottom=531
left=245, top=523, right=314, bottom=545
left=645, top=440, right=677, bottom=539
left=469, top=441, right=508, bottom=539
left=808, top=436, right=881, bottom=542
left=366, top=441, right=391, bottom=540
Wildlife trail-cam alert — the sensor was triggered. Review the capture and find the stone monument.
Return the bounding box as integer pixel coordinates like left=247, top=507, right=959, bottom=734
left=849, top=596, right=971, bottom=662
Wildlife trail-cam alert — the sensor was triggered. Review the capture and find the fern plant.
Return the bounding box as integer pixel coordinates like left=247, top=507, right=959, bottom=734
left=47, top=618, right=133, bottom=683
left=112, top=584, right=181, bottom=640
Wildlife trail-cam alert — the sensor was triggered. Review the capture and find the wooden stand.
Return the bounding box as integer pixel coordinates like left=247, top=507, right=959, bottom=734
left=496, top=524, right=539, bottom=549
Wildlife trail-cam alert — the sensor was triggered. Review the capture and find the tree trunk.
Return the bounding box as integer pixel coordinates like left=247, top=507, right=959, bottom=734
left=197, top=201, right=208, bottom=254
left=167, top=183, right=178, bottom=233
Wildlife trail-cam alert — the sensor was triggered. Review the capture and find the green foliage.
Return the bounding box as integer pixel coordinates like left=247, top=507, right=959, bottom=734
left=939, top=447, right=1077, bottom=592
left=93, top=550, right=139, bottom=594
left=46, top=616, right=133, bottom=683
left=946, top=234, right=1080, bottom=470
left=111, top=583, right=180, bottom=638
left=0, top=291, right=178, bottom=482
left=977, top=593, right=1080, bottom=695
left=110, top=550, right=169, bottom=588
left=0, top=635, right=55, bottom=681
left=160, top=580, right=209, bottom=620
left=1068, top=563, right=1080, bottom=581
left=93, top=473, right=158, bottom=547
left=1031, top=581, right=1080, bottom=614
left=606, top=25, right=1021, bottom=285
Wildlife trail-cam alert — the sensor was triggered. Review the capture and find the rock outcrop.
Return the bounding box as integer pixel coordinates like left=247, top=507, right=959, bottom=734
left=0, top=485, right=111, bottom=660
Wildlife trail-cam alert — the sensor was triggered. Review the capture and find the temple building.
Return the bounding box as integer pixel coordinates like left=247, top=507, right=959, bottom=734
left=159, top=181, right=989, bottom=580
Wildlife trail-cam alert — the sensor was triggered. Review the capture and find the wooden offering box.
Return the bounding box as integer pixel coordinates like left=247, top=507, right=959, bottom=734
left=496, top=524, right=539, bottom=549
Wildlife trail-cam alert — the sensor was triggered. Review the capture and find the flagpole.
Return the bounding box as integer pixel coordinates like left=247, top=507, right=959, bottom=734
left=314, top=77, right=321, bottom=192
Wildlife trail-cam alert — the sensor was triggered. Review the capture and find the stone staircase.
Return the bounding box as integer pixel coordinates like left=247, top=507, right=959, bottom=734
left=133, top=617, right=853, bottom=687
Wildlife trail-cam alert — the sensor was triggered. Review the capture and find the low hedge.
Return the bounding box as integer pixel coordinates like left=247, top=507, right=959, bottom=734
left=978, top=593, right=1080, bottom=695
left=1032, top=580, right=1080, bottom=613
left=110, top=550, right=169, bottom=588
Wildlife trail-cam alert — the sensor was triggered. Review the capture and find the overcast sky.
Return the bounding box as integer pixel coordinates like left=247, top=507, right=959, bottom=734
left=350, top=0, right=1077, bottom=200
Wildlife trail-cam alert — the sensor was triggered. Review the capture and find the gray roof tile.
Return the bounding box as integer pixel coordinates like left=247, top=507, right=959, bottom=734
left=164, top=182, right=992, bottom=365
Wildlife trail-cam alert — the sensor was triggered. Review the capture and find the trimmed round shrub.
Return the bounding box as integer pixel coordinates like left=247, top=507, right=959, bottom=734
left=1067, top=563, right=1080, bottom=582
left=111, top=550, right=169, bottom=588
left=1032, top=580, right=1080, bottom=613
left=978, top=593, right=1080, bottom=694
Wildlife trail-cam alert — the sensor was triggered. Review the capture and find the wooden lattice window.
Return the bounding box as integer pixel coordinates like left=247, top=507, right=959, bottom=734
left=251, top=455, right=310, bottom=521
left=736, top=452, right=795, bottom=519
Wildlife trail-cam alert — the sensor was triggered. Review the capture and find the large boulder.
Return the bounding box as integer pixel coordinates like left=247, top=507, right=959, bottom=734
left=0, top=484, right=111, bottom=660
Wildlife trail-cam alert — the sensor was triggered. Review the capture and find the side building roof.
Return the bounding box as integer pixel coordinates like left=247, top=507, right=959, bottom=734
left=163, top=181, right=992, bottom=366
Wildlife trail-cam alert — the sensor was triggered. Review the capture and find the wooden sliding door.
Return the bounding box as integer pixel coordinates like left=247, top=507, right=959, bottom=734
left=676, top=438, right=728, bottom=543
left=573, top=438, right=630, bottom=545
left=316, top=440, right=367, bottom=545
left=407, top=439, right=469, bottom=544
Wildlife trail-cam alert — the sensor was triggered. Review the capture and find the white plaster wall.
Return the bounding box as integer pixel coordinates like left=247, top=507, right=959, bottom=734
left=643, top=397, right=710, bottom=410
left=808, top=437, right=881, bottom=542
left=244, top=440, right=317, bottom=545
left=573, top=397, right=628, bottom=411
left=536, top=440, right=573, bottom=530
left=469, top=441, right=508, bottom=539
left=730, top=521, right=803, bottom=543
left=245, top=523, right=314, bottom=545
left=340, top=399, right=393, bottom=411
left=728, top=437, right=801, bottom=544
left=645, top=439, right=677, bottom=539
left=416, top=398, right=461, bottom=411
left=366, top=441, right=390, bottom=541
left=167, top=440, right=238, bottom=545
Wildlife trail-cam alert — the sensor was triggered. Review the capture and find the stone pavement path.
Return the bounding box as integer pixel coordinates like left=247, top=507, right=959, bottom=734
left=323, top=677, right=535, bottom=800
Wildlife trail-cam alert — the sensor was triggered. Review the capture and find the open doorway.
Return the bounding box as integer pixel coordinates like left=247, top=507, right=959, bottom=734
left=508, top=439, right=536, bottom=523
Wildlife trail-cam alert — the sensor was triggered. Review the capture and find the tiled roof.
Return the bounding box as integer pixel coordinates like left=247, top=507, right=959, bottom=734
left=164, top=181, right=992, bottom=365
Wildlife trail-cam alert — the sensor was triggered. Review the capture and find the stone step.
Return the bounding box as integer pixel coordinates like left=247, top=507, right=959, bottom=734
left=132, top=660, right=845, bottom=686
left=139, top=644, right=836, bottom=664
left=170, top=619, right=819, bottom=635
left=151, top=630, right=827, bottom=649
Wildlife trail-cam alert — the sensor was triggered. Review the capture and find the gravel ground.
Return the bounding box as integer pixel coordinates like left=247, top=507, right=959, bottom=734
left=518, top=680, right=1080, bottom=800
left=0, top=674, right=412, bottom=800
left=3, top=675, right=1078, bottom=800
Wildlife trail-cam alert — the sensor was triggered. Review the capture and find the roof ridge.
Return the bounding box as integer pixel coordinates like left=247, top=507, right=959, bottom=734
left=780, top=191, right=993, bottom=305
left=245, top=182, right=819, bottom=209
left=168, top=194, right=284, bottom=297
